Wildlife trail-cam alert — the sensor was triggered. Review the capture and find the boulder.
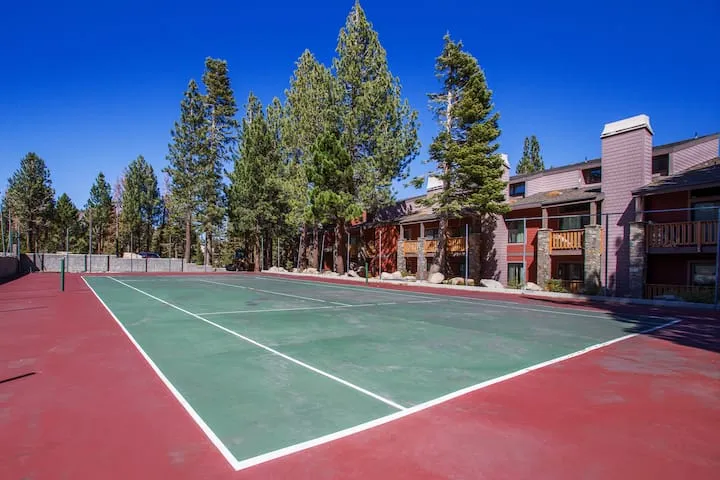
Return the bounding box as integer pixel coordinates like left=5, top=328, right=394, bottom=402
left=480, top=279, right=503, bottom=289
left=347, top=270, right=359, bottom=277
left=391, top=271, right=404, bottom=280
left=323, top=271, right=339, bottom=276
left=304, top=267, right=319, bottom=274
left=428, top=272, right=445, bottom=284
left=466, top=279, right=475, bottom=286
left=525, top=282, right=542, bottom=291
left=292, top=268, right=299, bottom=273
left=450, top=277, right=465, bottom=285
left=405, top=275, right=416, bottom=282
left=380, top=272, right=394, bottom=280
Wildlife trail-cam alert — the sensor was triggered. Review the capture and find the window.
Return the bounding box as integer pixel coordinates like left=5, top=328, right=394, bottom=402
left=509, top=182, right=525, bottom=197
left=691, top=263, right=715, bottom=287
left=557, top=263, right=584, bottom=281
left=652, top=154, right=669, bottom=176
left=507, top=220, right=524, bottom=243
left=424, top=228, right=439, bottom=239
left=558, top=204, right=591, bottom=231
left=508, top=263, right=524, bottom=286
left=691, top=201, right=720, bottom=221
left=583, top=167, right=602, bottom=184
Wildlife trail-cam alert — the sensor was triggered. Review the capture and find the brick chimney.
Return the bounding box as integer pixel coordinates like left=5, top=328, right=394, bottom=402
left=600, top=114, right=653, bottom=295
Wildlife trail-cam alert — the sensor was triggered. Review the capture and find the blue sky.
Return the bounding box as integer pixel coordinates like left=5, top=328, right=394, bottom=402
left=1, top=0, right=718, bottom=207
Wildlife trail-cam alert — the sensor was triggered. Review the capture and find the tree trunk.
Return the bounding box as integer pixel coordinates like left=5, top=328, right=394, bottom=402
left=309, top=227, right=318, bottom=269
left=334, top=220, right=346, bottom=275
left=207, top=230, right=213, bottom=267
left=430, top=214, right=448, bottom=275
left=299, top=225, right=307, bottom=269
left=253, top=234, right=261, bottom=272
left=184, top=213, right=192, bottom=263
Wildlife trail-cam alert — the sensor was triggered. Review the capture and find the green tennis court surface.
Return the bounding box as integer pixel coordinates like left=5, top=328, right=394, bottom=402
left=84, top=274, right=675, bottom=470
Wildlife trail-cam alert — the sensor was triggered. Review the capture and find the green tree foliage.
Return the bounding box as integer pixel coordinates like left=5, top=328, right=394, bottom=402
left=52, top=193, right=83, bottom=252
left=307, top=132, right=362, bottom=274
left=516, top=135, right=544, bottom=174
left=227, top=94, right=284, bottom=271
left=413, top=34, right=508, bottom=274
left=199, top=57, right=238, bottom=265
left=86, top=172, right=114, bottom=253
left=333, top=1, right=420, bottom=214
left=120, top=155, right=160, bottom=252
left=4, top=152, right=55, bottom=251
left=164, top=79, right=206, bottom=262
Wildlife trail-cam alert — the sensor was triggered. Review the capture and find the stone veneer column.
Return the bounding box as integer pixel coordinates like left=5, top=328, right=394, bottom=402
left=628, top=221, right=647, bottom=298
left=583, top=225, right=603, bottom=293
left=536, top=229, right=551, bottom=289
left=397, top=240, right=406, bottom=273
left=417, top=238, right=426, bottom=280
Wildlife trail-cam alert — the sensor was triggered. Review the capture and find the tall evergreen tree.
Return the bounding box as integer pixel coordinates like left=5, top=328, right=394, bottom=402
left=4, top=152, right=55, bottom=252
left=164, top=79, right=206, bottom=262
left=53, top=193, right=81, bottom=252
left=284, top=50, right=339, bottom=268
left=199, top=57, right=238, bottom=266
left=412, top=34, right=509, bottom=275
left=516, top=135, right=544, bottom=174
left=227, top=94, right=283, bottom=271
left=86, top=172, right=114, bottom=253
left=333, top=1, right=420, bottom=213
left=120, top=155, right=160, bottom=252
left=307, top=132, right=362, bottom=274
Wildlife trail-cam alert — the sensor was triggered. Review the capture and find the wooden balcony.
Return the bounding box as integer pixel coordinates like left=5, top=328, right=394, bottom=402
left=446, top=237, right=466, bottom=254
left=646, top=220, right=718, bottom=251
left=403, top=240, right=419, bottom=255
left=645, top=284, right=715, bottom=303
left=550, top=230, right=584, bottom=251
left=424, top=239, right=437, bottom=254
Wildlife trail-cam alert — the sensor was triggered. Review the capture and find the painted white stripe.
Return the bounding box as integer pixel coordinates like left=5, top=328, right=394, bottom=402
left=81, top=276, right=243, bottom=470
left=107, top=276, right=406, bottom=411
left=197, top=299, right=445, bottom=316
left=198, top=278, right=352, bottom=307
left=255, top=275, right=665, bottom=321
left=228, top=316, right=682, bottom=471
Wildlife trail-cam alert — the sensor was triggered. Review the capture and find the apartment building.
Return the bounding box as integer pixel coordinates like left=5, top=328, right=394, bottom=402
left=345, top=114, right=718, bottom=298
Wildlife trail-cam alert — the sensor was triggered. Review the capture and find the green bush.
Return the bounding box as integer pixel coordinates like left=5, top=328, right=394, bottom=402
left=546, top=279, right=569, bottom=293
left=507, top=279, right=522, bottom=289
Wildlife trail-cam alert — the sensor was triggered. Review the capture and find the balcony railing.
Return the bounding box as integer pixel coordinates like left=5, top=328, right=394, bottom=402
left=424, top=239, right=437, bottom=254
left=447, top=237, right=466, bottom=253
left=550, top=230, right=584, bottom=251
left=403, top=240, right=419, bottom=255
left=646, top=221, right=718, bottom=251
left=645, top=284, right=715, bottom=303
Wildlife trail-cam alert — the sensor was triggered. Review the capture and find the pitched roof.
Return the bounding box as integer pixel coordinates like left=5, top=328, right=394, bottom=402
left=509, top=186, right=603, bottom=211
left=632, top=157, right=720, bottom=196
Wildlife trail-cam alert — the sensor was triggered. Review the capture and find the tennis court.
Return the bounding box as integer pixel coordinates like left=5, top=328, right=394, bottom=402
left=83, top=273, right=679, bottom=472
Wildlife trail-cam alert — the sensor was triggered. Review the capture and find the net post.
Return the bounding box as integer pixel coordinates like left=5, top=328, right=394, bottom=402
left=365, top=260, right=369, bottom=285
left=59, top=258, right=65, bottom=292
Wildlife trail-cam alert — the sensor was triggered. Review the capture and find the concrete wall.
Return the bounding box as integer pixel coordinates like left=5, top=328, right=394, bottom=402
left=18, top=254, right=200, bottom=273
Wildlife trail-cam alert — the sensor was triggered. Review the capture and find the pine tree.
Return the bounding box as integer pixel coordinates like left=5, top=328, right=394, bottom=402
left=307, top=132, right=362, bottom=274
left=412, top=34, right=509, bottom=275
left=227, top=94, right=283, bottom=271
left=164, top=79, right=206, bottom=262
left=284, top=49, right=338, bottom=268
left=516, top=135, right=544, bottom=174
left=333, top=1, right=419, bottom=214
left=53, top=193, right=81, bottom=252
left=4, top=152, right=55, bottom=252
left=86, top=172, right=113, bottom=253
left=120, top=155, right=160, bottom=252
left=199, top=57, right=238, bottom=266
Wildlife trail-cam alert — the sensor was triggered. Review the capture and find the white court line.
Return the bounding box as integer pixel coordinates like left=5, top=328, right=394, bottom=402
left=197, top=278, right=352, bottom=307
left=197, top=299, right=446, bottom=316
left=81, top=276, right=243, bottom=470
left=107, top=276, right=406, bottom=412
left=229, top=315, right=683, bottom=471
left=254, top=275, right=623, bottom=319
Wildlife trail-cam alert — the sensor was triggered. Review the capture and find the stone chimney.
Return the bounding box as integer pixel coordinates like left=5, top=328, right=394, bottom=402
left=600, top=114, right=653, bottom=295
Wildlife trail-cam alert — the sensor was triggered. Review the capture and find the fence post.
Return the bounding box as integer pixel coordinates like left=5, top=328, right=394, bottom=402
left=59, top=258, right=65, bottom=292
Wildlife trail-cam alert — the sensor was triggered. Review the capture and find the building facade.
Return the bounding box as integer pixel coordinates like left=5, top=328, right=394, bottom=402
left=343, top=114, right=718, bottom=299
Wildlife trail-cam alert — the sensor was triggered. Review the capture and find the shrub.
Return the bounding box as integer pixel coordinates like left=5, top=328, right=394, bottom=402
left=545, top=279, right=569, bottom=293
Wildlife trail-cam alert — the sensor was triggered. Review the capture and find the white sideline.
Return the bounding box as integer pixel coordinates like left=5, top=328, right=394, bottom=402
left=81, top=276, right=243, bottom=470
left=197, top=299, right=446, bottom=316
left=197, top=278, right=352, bottom=306
left=107, top=276, right=406, bottom=412
left=229, top=315, right=683, bottom=471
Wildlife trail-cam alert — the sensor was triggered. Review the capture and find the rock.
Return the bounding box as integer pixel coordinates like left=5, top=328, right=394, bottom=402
left=480, top=279, right=503, bottom=289
left=304, top=267, right=318, bottom=274
left=525, top=282, right=542, bottom=291
left=428, top=272, right=445, bottom=284
left=292, top=268, right=299, bottom=273
left=450, top=277, right=465, bottom=285
left=347, top=270, right=359, bottom=277
left=391, top=271, right=403, bottom=280
left=405, top=275, right=416, bottom=282
left=278, top=267, right=288, bottom=273
left=380, top=272, right=394, bottom=280
left=323, top=271, right=339, bottom=276
left=466, top=279, right=475, bottom=286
